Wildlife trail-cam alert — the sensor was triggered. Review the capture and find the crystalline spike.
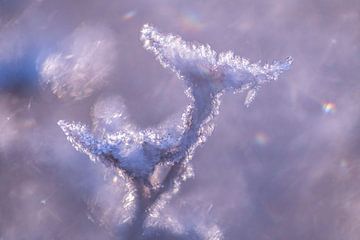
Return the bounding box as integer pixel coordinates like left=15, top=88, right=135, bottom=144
left=140, top=24, right=217, bottom=81
left=244, top=88, right=258, bottom=107
left=57, top=120, right=110, bottom=163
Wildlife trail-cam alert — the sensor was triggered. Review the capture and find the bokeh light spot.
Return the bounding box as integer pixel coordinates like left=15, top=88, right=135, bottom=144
left=254, top=132, right=269, bottom=146
left=122, top=10, right=137, bottom=21
left=322, top=102, right=336, bottom=114
left=179, top=10, right=204, bottom=32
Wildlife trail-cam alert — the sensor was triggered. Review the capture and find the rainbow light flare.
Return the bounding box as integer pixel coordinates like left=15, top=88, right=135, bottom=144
left=322, top=102, right=336, bottom=114
left=254, top=132, right=269, bottom=146
left=122, top=10, right=137, bottom=21
left=179, top=10, right=204, bottom=32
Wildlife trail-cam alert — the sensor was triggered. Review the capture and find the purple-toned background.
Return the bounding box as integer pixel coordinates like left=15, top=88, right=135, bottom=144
left=0, top=0, right=359, bottom=239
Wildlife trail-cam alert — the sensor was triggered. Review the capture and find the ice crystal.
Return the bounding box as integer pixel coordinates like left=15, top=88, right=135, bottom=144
left=58, top=24, right=292, bottom=239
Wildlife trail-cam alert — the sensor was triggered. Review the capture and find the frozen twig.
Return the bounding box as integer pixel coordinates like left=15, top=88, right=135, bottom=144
left=58, top=24, right=292, bottom=239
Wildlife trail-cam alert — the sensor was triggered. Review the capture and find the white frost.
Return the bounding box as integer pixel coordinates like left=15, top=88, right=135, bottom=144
left=58, top=24, right=292, bottom=239
left=59, top=22, right=292, bottom=188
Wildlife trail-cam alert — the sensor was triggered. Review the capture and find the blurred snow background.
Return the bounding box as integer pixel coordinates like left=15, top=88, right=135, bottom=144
left=0, top=0, right=359, bottom=239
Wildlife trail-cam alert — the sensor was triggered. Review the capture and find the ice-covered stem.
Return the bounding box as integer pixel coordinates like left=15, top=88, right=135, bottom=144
left=141, top=24, right=292, bottom=186
left=58, top=24, right=292, bottom=237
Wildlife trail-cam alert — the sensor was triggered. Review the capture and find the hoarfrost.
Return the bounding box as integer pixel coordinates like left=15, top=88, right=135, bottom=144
left=58, top=24, right=292, bottom=239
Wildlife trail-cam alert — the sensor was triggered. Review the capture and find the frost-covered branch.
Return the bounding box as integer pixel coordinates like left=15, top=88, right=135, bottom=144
left=58, top=24, right=292, bottom=239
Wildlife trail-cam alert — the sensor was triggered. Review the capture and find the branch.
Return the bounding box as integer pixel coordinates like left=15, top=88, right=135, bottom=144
left=58, top=24, right=293, bottom=237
